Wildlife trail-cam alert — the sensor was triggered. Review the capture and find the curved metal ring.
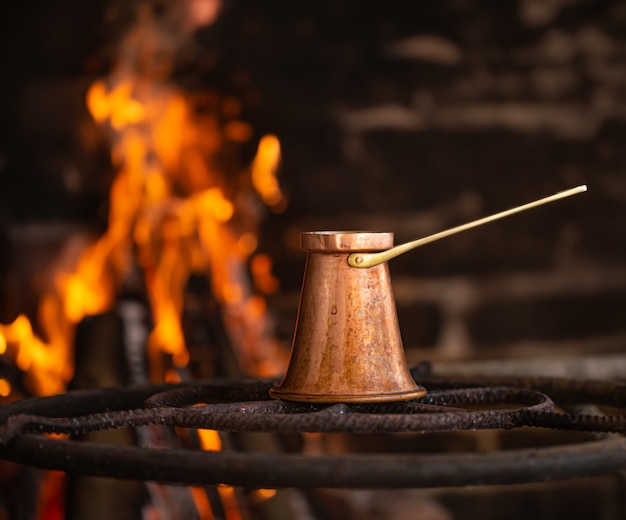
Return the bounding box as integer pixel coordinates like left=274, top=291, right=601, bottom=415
left=2, top=433, right=625, bottom=488
left=1, top=377, right=626, bottom=488
left=1, top=384, right=555, bottom=440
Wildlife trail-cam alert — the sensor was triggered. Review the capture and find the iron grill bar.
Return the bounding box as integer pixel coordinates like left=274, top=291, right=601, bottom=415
left=0, top=375, right=625, bottom=488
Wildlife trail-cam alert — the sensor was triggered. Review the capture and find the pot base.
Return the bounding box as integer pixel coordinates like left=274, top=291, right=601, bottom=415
left=269, top=386, right=427, bottom=403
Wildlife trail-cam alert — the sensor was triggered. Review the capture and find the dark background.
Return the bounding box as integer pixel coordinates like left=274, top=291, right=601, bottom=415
left=1, top=0, right=625, bottom=357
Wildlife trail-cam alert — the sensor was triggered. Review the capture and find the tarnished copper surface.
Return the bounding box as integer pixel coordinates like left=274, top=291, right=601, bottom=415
left=270, top=231, right=426, bottom=403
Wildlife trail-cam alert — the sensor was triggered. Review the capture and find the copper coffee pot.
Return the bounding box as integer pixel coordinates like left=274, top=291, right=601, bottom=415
left=270, top=186, right=587, bottom=403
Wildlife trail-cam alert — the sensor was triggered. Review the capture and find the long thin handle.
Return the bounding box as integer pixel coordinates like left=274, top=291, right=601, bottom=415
left=348, top=185, right=587, bottom=268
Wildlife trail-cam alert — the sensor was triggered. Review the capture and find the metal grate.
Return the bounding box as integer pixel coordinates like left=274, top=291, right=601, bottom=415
left=1, top=369, right=625, bottom=488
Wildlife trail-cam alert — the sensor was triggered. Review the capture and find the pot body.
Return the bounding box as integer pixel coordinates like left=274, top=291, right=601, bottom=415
left=270, top=231, right=426, bottom=403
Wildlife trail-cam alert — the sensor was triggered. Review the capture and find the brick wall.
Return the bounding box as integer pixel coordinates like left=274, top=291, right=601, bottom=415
left=223, top=0, right=626, bottom=365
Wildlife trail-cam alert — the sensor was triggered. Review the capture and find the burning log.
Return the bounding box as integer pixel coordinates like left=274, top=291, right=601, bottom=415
left=66, top=313, right=143, bottom=520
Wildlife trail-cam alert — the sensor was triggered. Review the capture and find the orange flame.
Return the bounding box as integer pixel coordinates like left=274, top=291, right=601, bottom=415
left=1, top=5, right=284, bottom=520
left=0, top=7, right=287, bottom=397
left=197, top=429, right=242, bottom=520
left=0, top=379, right=11, bottom=397
left=86, top=80, right=146, bottom=130
left=252, top=134, right=286, bottom=211
left=250, top=488, right=277, bottom=503
left=0, top=312, right=68, bottom=396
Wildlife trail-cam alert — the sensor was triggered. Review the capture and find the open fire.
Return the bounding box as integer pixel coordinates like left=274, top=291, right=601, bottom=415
left=0, top=3, right=287, bottom=518
left=0, top=0, right=287, bottom=398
